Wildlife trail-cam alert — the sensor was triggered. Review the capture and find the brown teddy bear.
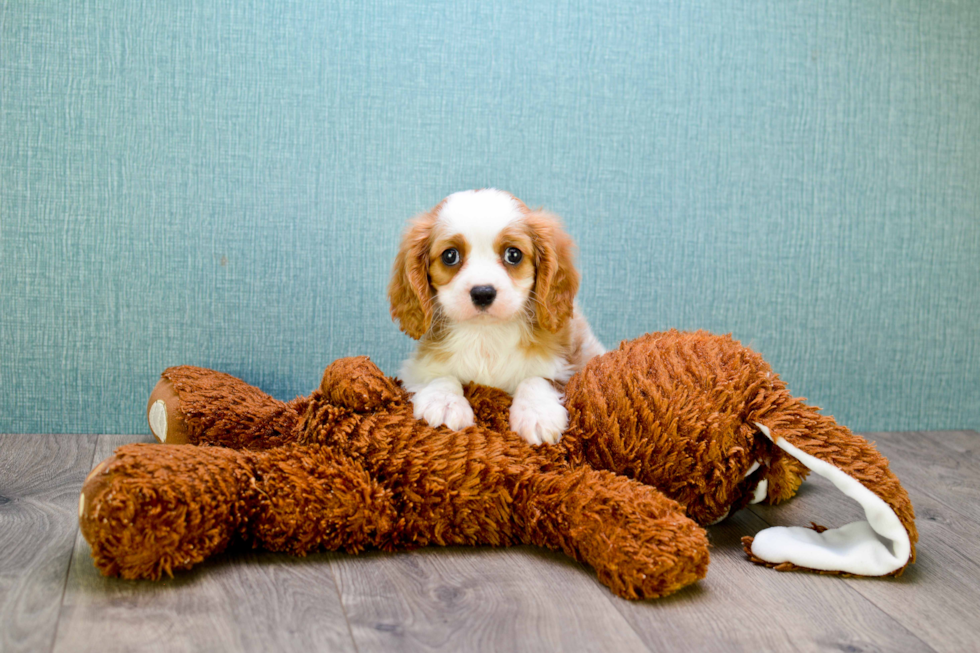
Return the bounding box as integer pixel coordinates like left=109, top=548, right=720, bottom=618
left=78, top=330, right=917, bottom=600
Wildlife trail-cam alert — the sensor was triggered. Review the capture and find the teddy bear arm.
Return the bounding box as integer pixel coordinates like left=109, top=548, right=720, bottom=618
left=148, top=366, right=305, bottom=449
left=515, top=467, right=710, bottom=600
left=345, top=425, right=708, bottom=599
left=319, top=356, right=405, bottom=413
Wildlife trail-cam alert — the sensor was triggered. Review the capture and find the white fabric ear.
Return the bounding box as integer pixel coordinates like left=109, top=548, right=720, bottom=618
left=749, top=423, right=911, bottom=576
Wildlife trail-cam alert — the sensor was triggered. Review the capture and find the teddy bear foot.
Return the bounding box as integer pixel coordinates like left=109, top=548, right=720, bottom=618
left=146, top=378, right=192, bottom=444
left=80, top=444, right=251, bottom=579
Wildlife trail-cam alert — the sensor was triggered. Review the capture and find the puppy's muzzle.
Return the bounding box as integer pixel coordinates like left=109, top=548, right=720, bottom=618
left=470, top=285, right=496, bottom=309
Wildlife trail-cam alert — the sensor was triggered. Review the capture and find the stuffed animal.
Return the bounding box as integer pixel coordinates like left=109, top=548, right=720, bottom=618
left=78, top=331, right=917, bottom=600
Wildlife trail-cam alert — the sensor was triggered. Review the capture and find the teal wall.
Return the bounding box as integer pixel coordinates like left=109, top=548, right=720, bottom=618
left=2, top=1, right=978, bottom=434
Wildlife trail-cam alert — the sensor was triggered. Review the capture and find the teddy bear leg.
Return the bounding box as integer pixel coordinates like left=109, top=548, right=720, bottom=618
left=518, top=467, right=710, bottom=600
left=80, top=444, right=255, bottom=579
left=240, top=444, right=396, bottom=555
left=80, top=443, right=394, bottom=579
left=147, top=366, right=307, bottom=449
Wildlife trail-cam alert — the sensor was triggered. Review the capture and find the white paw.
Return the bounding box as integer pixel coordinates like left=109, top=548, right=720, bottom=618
left=509, top=382, right=568, bottom=445
left=411, top=380, right=475, bottom=431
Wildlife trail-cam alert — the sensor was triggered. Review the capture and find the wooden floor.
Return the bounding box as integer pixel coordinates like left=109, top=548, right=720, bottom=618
left=1, top=430, right=978, bottom=653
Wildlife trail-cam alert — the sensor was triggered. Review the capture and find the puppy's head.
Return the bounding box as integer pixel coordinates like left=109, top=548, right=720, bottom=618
left=388, top=189, right=580, bottom=339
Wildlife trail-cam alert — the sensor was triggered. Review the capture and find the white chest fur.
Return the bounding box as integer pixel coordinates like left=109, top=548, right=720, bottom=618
left=401, top=321, right=571, bottom=395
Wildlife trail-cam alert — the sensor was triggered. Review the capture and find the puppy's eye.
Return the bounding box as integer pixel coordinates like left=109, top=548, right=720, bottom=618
left=441, top=248, right=460, bottom=266
left=504, top=247, right=523, bottom=265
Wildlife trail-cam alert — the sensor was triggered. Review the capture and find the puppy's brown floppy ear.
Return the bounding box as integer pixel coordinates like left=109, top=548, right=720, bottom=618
left=388, top=212, right=436, bottom=340
left=528, top=210, right=580, bottom=333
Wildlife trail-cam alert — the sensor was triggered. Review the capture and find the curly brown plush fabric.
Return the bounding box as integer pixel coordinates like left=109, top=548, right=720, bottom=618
left=80, top=331, right=916, bottom=600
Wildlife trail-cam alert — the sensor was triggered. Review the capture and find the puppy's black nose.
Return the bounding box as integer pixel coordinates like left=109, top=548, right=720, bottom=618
left=470, top=285, right=496, bottom=308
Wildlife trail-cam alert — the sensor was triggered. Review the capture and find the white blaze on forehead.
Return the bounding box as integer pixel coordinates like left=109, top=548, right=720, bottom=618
left=430, top=189, right=531, bottom=323
left=437, top=189, right=524, bottom=250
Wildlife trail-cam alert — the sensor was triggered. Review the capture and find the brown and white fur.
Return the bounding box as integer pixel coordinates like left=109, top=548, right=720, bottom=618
left=388, top=189, right=605, bottom=445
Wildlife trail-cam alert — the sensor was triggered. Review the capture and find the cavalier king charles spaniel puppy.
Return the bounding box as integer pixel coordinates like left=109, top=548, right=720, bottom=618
left=388, top=189, right=605, bottom=445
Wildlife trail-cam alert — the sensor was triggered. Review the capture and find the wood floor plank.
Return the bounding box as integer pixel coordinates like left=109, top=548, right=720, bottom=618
left=747, top=431, right=980, bottom=653
left=606, top=510, right=932, bottom=653
left=53, top=435, right=358, bottom=653
left=865, top=430, right=980, bottom=523
left=0, top=434, right=99, bottom=653
left=332, top=544, right=651, bottom=653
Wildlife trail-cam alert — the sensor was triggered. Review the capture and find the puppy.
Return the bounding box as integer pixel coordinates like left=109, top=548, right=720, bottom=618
left=388, top=189, right=605, bottom=445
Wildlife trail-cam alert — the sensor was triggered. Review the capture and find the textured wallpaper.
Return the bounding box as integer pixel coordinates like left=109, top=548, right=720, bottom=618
left=1, top=0, right=978, bottom=434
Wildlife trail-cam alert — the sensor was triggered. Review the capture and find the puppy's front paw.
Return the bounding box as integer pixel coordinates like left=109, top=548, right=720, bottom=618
left=411, top=381, right=475, bottom=431
left=509, top=391, right=568, bottom=446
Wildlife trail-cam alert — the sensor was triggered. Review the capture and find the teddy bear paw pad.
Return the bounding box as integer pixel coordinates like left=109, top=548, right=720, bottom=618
left=149, top=400, right=168, bottom=442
